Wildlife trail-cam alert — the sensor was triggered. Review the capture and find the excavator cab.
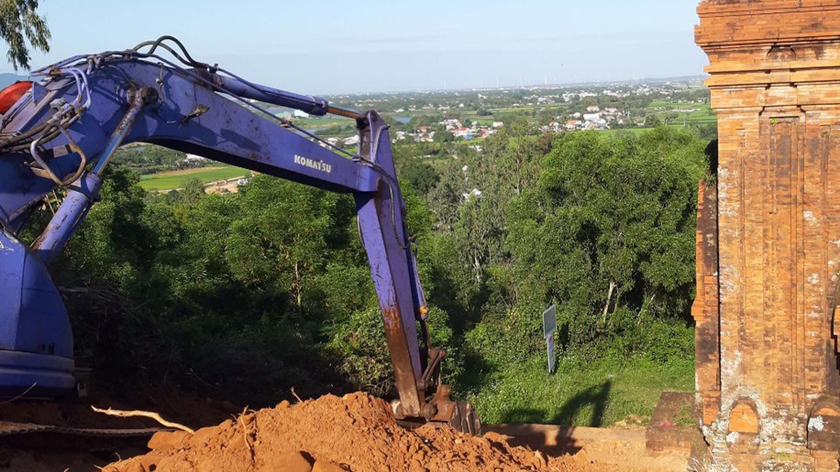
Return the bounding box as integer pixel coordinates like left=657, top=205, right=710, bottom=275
left=0, top=230, right=75, bottom=397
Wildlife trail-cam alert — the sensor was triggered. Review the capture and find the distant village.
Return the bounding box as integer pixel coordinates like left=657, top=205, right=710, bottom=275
left=544, top=105, right=624, bottom=133
left=394, top=118, right=505, bottom=143
left=257, top=78, right=709, bottom=145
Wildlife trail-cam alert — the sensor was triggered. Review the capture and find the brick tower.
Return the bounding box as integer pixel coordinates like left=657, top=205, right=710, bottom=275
left=695, top=1, right=840, bottom=470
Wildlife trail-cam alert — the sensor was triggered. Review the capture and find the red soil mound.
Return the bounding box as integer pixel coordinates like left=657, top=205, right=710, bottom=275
left=101, top=393, right=570, bottom=472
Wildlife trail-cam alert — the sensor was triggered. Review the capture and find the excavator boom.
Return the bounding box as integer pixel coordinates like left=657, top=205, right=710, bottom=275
left=0, top=37, right=478, bottom=432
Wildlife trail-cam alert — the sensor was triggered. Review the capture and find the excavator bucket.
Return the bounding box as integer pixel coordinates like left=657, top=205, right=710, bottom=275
left=0, top=230, right=75, bottom=397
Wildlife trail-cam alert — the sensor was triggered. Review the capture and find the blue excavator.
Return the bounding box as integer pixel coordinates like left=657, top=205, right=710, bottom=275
left=0, top=36, right=479, bottom=434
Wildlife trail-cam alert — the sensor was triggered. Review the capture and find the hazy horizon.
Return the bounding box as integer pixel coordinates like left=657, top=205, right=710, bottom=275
left=0, top=0, right=708, bottom=95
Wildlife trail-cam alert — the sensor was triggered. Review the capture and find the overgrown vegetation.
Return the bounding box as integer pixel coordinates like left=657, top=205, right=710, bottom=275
left=44, top=126, right=709, bottom=426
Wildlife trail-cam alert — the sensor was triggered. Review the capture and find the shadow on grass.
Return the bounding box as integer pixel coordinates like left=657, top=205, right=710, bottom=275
left=499, top=380, right=612, bottom=427
left=492, top=381, right=613, bottom=457
left=454, top=350, right=498, bottom=395
left=554, top=380, right=611, bottom=427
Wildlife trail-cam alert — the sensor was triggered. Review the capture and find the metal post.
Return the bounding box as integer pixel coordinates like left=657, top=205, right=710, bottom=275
left=33, top=88, right=155, bottom=265
left=92, top=88, right=158, bottom=174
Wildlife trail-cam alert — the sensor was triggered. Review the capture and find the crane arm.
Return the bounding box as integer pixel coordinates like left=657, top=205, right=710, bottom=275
left=0, top=38, right=478, bottom=431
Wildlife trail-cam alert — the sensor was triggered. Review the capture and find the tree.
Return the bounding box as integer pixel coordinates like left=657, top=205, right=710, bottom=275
left=644, top=114, right=662, bottom=127
left=449, top=119, right=542, bottom=281
left=400, top=159, right=440, bottom=194
left=180, top=178, right=206, bottom=205
left=429, top=160, right=468, bottom=230
left=436, top=129, right=455, bottom=143
left=0, top=0, right=50, bottom=70
left=225, top=176, right=356, bottom=316
left=505, top=128, right=707, bottom=347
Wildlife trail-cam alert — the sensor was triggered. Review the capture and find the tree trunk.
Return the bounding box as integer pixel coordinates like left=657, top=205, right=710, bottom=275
left=601, top=279, right=616, bottom=324
left=294, top=261, right=302, bottom=314
left=636, top=294, right=656, bottom=325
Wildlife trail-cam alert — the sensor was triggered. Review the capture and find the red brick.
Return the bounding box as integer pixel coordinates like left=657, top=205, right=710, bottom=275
left=696, top=1, right=840, bottom=470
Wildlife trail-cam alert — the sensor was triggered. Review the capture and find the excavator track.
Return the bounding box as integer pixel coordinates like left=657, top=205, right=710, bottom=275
left=0, top=421, right=164, bottom=438
left=0, top=421, right=163, bottom=471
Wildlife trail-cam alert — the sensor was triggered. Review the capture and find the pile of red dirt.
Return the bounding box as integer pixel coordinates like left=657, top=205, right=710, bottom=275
left=101, top=393, right=573, bottom=472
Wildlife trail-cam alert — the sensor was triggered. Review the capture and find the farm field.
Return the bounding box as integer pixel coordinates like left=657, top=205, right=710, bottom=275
left=290, top=117, right=352, bottom=130
left=139, top=166, right=251, bottom=191
left=647, top=101, right=716, bottom=125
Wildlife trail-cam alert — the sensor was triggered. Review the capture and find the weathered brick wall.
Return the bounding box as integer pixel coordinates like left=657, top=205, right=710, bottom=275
left=694, top=178, right=721, bottom=427
left=696, top=1, right=840, bottom=471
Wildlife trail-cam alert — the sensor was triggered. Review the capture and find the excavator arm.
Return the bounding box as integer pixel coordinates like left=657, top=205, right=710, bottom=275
left=0, top=37, right=478, bottom=433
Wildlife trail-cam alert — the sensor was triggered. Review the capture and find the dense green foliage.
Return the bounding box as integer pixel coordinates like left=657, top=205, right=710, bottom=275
left=48, top=126, right=709, bottom=425
left=502, top=129, right=704, bottom=358
left=56, top=172, right=372, bottom=403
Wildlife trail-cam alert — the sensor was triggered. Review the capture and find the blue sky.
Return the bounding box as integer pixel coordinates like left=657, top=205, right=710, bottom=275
left=5, top=0, right=708, bottom=94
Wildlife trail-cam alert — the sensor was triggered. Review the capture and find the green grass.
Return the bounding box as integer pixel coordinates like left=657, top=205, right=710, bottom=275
left=290, top=117, right=352, bottom=130
left=673, top=105, right=716, bottom=125
left=644, top=103, right=716, bottom=127
left=675, top=405, right=695, bottom=427
left=679, top=115, right=717, bottom=124
left=467, top=355, right=694, bottom=427
left=685, top=116, right=717, bottom=124
left=492, top=106, right=538, bottom=113
left=139, top=167, right=251, bottom=190
left=648, top=100, right=673, bottom=109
